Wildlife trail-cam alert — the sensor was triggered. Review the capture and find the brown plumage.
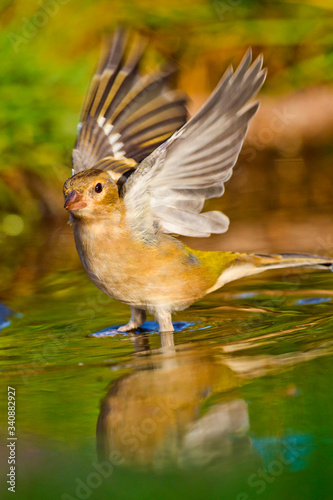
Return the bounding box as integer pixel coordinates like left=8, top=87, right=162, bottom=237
left=63, top=30, right=333, bottom=332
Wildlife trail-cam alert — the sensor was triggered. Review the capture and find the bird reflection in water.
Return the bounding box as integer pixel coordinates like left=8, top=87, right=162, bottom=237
left=96, top=325, right=333, bottom=472
left=96, top=331, right=256, bottom=471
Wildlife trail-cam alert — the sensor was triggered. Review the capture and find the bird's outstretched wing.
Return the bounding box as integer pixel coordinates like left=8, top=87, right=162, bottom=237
left=122, top=49, right=266, bottom=238
left=72, top=29, right=188, bottom=181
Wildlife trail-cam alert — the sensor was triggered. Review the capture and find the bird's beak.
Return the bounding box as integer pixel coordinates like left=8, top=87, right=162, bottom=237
left=64, top=191, right=87, bottom=211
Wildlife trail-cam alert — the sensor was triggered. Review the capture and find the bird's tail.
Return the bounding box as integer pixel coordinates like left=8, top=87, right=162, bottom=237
left=208, top=252, right=333, bottom=292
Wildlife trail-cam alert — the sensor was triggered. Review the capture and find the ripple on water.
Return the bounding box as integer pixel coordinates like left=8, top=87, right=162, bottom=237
left=90, top=321, right=196, bottom=337
left=295, top=297, right=332, bottom=305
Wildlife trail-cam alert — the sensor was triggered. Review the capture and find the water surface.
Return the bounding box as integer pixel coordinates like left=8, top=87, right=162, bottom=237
left=1, top=246, right=333, bottom=499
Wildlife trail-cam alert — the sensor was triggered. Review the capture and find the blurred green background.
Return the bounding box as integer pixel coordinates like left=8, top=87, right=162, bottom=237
left=1, top=0, right=333, bottom=296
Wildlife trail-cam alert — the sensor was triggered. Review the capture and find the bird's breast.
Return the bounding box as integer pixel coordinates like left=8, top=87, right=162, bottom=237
left=72, top=220, right=212, bottom=310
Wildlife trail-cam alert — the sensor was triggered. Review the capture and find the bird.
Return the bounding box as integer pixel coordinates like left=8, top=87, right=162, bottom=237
left=63, top=29, right=333, bottom=333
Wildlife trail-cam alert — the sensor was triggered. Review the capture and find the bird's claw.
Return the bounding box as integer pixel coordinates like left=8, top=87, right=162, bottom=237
left=117, top=322, right=139, bottom=332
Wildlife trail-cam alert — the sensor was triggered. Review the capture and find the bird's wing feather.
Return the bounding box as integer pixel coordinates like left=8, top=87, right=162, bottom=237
left=123, top=49, right=266, bottom=238
left=73, top=29, right=188, bottom=178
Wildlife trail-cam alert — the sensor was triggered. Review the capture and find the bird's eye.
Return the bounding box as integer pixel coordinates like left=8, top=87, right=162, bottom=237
left=94, top=182, right=103, bottom=193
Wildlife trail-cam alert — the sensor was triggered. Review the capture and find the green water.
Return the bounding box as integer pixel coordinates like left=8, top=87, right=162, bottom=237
left=1, top=235, right=333, bottom=500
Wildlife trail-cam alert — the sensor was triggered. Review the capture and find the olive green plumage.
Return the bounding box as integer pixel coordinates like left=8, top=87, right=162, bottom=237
left=183, top=246, right=240, bottom=283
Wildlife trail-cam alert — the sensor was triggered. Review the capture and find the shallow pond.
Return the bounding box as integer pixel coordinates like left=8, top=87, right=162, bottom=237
left=1, top=227, right=333, bottom=499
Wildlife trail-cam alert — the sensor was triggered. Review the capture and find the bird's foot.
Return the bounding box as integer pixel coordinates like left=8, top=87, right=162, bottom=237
left=117, top=307, right=146, bottom=332
left=117, top=321, right=141, bottom=332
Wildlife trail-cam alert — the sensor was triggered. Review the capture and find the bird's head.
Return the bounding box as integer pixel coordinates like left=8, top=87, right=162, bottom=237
left=63, top=169, right=120, bottom=219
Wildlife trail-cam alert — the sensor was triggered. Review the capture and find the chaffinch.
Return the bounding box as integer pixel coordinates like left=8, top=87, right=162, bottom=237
left=63, top=29, right=333, bottom=332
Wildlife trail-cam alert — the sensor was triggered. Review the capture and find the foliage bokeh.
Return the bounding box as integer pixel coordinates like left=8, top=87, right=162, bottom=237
left=1, top=0, right=333, bottom=224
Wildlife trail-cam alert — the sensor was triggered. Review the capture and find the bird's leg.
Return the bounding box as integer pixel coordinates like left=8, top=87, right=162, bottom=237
left=154, top=309, right=174, bottom=333
left=118, top=306, right=146, bottom=332
left=160, top=330, right=175, bottom=347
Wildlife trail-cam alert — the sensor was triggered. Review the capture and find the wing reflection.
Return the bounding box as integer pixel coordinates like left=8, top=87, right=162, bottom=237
left=97, top=329, right=333, bottom=471
left=97, top=332, right=256, bottom=470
